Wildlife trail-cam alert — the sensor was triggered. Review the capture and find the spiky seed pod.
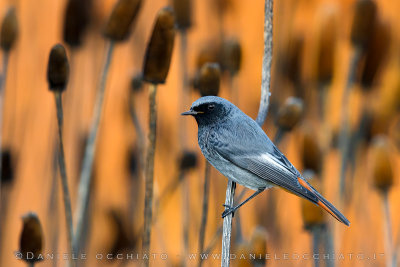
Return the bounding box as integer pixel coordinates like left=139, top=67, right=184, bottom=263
left=47, top=44, right=70, bottom=92
left=371, top=135, right=393, bottom=192
left=172, top=0, right=192, bottom=30
left=249, top=226, right=268, bottom=266
left=301, top=171, right=325, bottom=229
left=279, top=35, right=303, bottom=85
left=63, top=0, right=91, bottom=47
left=350, top=0, right=377, bottom=49
left=130, top=73, right=143, bottom=92
left=179, top=150, right=197, bottom=171
left=234, top=242, right=252, bottom=267
left=221, top=38, right=242, bottom=75
left=360, top=20, right=391, bottom=89
left=301, top=127, right=322, bottom=174
left=1, top=148, right=15, bottom=185
left=275, top=97, right=304, bottom=131
left=19, top=213, right=44, bottom=263
left=103, top=0, right=142, bottom=41
left=143, top=7, right=175, bottom=84
left=196, top=45, right=221, bottom=70
left=0, top=7, right=18, bottom=51
left=316, top=8, right=337, bottom=86
left=196, top=63, right=221, bottom=96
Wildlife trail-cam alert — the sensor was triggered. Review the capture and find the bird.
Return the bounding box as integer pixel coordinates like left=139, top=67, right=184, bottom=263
left=182, top=96, right=350, bottom=226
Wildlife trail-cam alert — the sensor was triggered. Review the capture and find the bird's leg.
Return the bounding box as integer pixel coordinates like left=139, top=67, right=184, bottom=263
left=222, top=188, right=265, bottom=218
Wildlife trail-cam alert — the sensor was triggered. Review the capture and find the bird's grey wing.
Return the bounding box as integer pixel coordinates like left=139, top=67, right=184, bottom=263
left=212, top=119, right=318, bottom=203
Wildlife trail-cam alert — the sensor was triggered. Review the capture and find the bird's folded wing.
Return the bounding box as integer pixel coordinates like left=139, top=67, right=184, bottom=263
left=213, top=133, right=318, bottom=203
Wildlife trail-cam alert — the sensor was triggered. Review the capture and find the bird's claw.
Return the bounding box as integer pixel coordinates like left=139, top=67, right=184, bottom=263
left=221, top=205, right=235, bottom=218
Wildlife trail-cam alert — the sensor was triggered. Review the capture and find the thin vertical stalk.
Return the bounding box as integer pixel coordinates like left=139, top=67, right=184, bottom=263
left=382, top=192, right=393, bottom=267
left=338, top=48, right=362, bottom=197
left=73, top=40, right=115, bottom=252
left=179, top=30, right=190, bottom=266
left=142, top=83, right=158, bottom=266
left=221, top=0, right=273, bottom=266
left=198, top=162, right=211, bottom=267
left=221, top=180, right=236, bottom=267
left=312, top=226, right=321, bottom=267
left=0, top=52, right=10, bottom=206
left=129, top=92, right=145, bottom=171
left=54, top=92, right=75, bottom=267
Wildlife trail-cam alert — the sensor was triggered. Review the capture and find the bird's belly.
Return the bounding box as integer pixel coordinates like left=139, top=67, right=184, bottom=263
left=208, top=155, right=273, bottom=191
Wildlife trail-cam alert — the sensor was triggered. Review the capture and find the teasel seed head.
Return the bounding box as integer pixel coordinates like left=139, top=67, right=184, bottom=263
left=221, top=38, right=242, bottom=76
left=63, top=0, right=92, bottom=47
left=249, top=226, right=268, bottom=266
left=103, top=0, right=142, bottom=41
left=179, top=150, right=197, bottom=171
left=19, top=212, right=44, bottom=263
left=315, top=7, right=337, bottom=86
left=301, top=171, right=325, bottom=229
left=172, top=0, right=192, bottom=30
left=143, top=6, right=175, bottom=84
left=47, top=44, right=70, bottom=92
left=350, top=0, right=377, bottom=49
left=1, top=148, right=15, bottom=186
left=301, top=127, right=322, bottom=175
left=195, top=62, right=221, bottom=96
left=0, top=7, right=18, bottom=51
left=275, top=97, right=304, bottom=132
left=360, top=20, right=391, bottom=89
left=195, top=44, right=221, bottom=70
left=371, top=135, right=393, bottom=192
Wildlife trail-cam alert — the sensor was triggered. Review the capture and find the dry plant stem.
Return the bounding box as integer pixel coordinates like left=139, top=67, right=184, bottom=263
left=221, top=180, right=236, bottom=267
left=73, top=41, right=115, bottom=252
left=382, top=192, right=394, bottom=267
left=142, top=83, right=158, bottom=266
left=312, top=226, right=321, bottom=267
left=221, top=1, right=273, bottom=266
left=129, top=92, right=145, bottom=171
left=255, top=0, right=274, bottom=126
left=198, top=162, right=211, bottom=267
left=181, top=169, right=189, bottom=267
left=54, top=92, right=75, bottom=267
left=338, top=48, right=362, bottom=197
left=0, top=52, right=10, bottom=207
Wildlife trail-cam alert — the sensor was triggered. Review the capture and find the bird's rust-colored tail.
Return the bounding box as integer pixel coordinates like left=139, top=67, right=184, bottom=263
left=298, top=177, right=350, bottom=226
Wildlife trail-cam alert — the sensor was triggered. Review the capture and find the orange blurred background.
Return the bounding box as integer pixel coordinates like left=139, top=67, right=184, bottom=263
left=1, top=0, right=400, bottom=266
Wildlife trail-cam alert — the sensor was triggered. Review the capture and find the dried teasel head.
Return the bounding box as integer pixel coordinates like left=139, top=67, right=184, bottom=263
left=221, top=38, right=242, bottom=76
left=63, top=0, right=92, bottom=47
left=315, top=6, right=337, bottom=86
left=19, top=212, right=44, bottom=263
left=301, top=171, right=325, bottom=229
left=234, top=241, right=252, bottom=267
left=1, top=148, right=15, bottom=186
left=350, top=0, right=377, bottom=49
left=47, top=44, right=70, bottom=92
left=103, top=0, right=142, bottom=41
left=371, top=135, right=393, bottom=192
left=195, top=62, right=221, bottom=96
left=275, top=97, right=304, bottom=132
left=279, top=35, right=304, bottom=86
left=143, top=7, right=175, bottom=84
left=195, top=44, right=221, bottom=70
left=0, top=7, right=18, bottom=51
left=172, top=0, right=192, bottom=30
left=301, top=126, right=322, bottom=174
left=360, top=20, right=391, bottom=90
left=179, top=150, right=197, bottom=171
left=249, top=226, right=268, bottom=266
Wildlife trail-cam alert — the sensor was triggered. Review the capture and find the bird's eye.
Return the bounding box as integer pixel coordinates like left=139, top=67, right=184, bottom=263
left=208, top=104, right=215, bottom=110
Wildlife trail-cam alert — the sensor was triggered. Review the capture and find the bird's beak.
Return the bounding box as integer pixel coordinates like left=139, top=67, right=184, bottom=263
left=181, top=110, right=203, bottom=116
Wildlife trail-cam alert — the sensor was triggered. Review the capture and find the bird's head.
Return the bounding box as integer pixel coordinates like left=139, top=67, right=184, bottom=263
left=181, top=96, right=234, bottom=125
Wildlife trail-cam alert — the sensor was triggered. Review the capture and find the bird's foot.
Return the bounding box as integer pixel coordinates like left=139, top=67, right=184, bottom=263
left=222, top=204, right=236, bottom=218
